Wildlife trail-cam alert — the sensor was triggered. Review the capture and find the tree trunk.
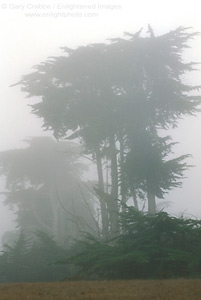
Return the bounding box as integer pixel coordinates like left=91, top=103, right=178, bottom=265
left=50, top=181, right=60, bottom=243
left=109, top=134, right=119, bottom=236
left=95, top=146, right=109, bottom=238
left=131, top=186, right=139, bottom=211
left=147, top=188, right=156, bottom=214
left=119, top=132, right=127, bottom=212
left=30, top=197, right=52, bottom=233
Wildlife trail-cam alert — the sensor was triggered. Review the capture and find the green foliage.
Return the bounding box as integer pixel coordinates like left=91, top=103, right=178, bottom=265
left=0, top=231, right=70, bottom=283
left=0, top=232, right=30, bottom=282
left=66, top=209, right=201, bottom=279
left=1, top=211, right=201, bottom=282
left=124, top=133, right=191, bottom=198
left=17, top=27, right=201, bottom=136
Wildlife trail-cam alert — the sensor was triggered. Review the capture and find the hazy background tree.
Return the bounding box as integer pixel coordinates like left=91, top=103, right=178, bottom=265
left=0, top=137, right=98, bottom=246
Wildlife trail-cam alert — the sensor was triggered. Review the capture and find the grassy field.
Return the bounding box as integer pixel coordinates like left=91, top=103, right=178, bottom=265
left=0, top=279, right=201, bottom=300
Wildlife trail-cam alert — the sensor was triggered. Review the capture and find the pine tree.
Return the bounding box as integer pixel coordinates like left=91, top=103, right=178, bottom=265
left=15, top=27, right=201, bottom=231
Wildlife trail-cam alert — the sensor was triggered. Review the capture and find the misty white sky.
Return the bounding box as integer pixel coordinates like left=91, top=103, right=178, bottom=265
left=1, top=0, right=201, bottom=243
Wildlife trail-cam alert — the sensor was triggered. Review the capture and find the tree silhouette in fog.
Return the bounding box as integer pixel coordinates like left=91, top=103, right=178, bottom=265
left=15, top=26, right=201, bottom=237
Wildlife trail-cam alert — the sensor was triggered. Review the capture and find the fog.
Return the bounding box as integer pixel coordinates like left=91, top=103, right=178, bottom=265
left=1, top=0, right=201, bottom=249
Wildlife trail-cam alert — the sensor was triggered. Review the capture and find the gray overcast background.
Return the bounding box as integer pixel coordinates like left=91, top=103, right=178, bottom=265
left=1, top=0, right=201, bottom=244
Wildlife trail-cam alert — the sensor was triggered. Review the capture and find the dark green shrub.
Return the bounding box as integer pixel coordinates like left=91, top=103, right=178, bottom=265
left=65, top=209, right=201, bottom=279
